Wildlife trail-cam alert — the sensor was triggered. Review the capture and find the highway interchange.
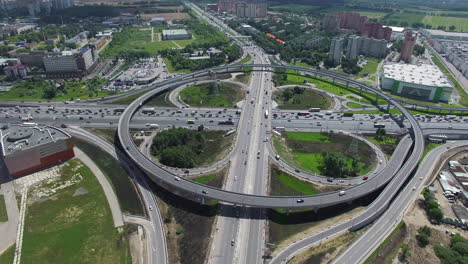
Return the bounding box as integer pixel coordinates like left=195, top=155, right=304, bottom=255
left=2, top=3, right=468, bottom=264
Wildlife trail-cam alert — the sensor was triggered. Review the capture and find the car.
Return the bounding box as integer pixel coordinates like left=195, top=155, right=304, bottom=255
left=275, top=155, right=280, bottom=160
left=202, top=190, right=208, bottom=194
left=126, top=146, right=130, bottom=150
left=339, top=191, right=346, bottom=196
left=327, top=177, right=334, bottom=182
left=412, top=186, right=416, bottom=191
left=149, top=206, right=153, bottom=211
left=174, top=176, right=180, bottom=181
left=231, top=240, right=235, bottom=246
left=362, top=176, right=368, bottom=180
left=184, top=170, right=190, bottom=174
left=296, top=199, right=304, bottom=203
left=295, top=169, right=300, bottom=173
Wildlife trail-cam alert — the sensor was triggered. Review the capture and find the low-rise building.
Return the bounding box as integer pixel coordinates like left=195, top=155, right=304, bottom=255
left=43, top=46, right=100, bottom=78
left=162, top=29, right=192, bottom=41
left=381, top=63, right=453, bottom=102
left=422, top=29, right=468, bottom=41
left=150, top=17, right=165, bottom=26
left=0, top=123, right=75, bottom=177
left=432, top=40, right=468, bottom=79
left=3, top=64, right=27, bottom=80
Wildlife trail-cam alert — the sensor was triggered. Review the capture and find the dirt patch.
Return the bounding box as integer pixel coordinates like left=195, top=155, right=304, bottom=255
left=288, top=230, right=365, bottom=264
left=128, top=225, right=145, bottom=264
left=73, top=187, right=88, bottom=196
left=365, top=222, right=408, bottom=264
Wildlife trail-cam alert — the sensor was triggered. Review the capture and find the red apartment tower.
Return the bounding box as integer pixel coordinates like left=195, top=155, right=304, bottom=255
left=400, top=31, right=416, bottom=63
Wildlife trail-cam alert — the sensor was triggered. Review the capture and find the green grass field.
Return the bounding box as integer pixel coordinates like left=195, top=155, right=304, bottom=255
left=101, top=27, right=193, bottom=58
left=0, top=78, right=110, bottom=101
left=422, top=16, right=468, bottom=32
left=360, top=58, right=381, bottom=76
left=0, top=245, right=14, bottom=264
left=275, top=132, right=375, bottom=176
left=109, top=90, right=175, bottom=107
left=422, top=142, right=443, bottom=160
left=270, top=167, right=317, bottom=196
left=180, top=82, right=244, bottom=107
left=285, top=132, right=331, bottom=142
left=269, top=4, right=320, bottom=13
left=274, top=89, right=332, bottom=110
left=193, top=174, right=216, bottom=184
left=73, top=138, right=145, bottom=216
left=235, top=54, right=252, bottom=65
left=0, top=195, right=7, bottom=222
left=347, top=102, right=365, bottom=108
left=21, top=159, right=132, bottom=264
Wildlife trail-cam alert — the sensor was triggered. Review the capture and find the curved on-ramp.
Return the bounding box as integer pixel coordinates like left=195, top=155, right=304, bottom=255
left=118, top=64, right=424, bottom=210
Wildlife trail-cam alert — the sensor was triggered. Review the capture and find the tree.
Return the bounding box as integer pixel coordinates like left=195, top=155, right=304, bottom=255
left=42, top=86, right=57, bottom=99
left=376, top=128, right=386, bottom=139
left=413, top=44, right=425, bottom=56
left=321, top=152, right=356, bottom=178
left=416, top=225, right=431, bottom=247
left=197, top=125, right=204, bottom=131
left=400, top=243, right=411, bottom=260
left=449, top=25, right=456, bottom=32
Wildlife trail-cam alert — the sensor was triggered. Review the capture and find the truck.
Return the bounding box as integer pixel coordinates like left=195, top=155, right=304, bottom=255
left=308, top=108, right=320, bottom=112
left=264, top=110, right=269, bottom=118
left=374, top=123, right=385, bottom=128
left=148, top=124, right=159, bottom=129
left=218, top=120, right=234, bottom=125
left=142, top=107, right=155, bottom=114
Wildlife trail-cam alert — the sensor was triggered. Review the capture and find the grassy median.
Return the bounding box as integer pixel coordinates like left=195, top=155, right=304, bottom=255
left=0, top=195, right=7, bottom=222
left=180, top=82, right=244, bottom=108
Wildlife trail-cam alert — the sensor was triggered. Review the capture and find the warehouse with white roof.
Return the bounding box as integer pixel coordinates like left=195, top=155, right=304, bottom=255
left=162, top=29, right=192, bottom=41
left=381, top=63, right=453, bottom=102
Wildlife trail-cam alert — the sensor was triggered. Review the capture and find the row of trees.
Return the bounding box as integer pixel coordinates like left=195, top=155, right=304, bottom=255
left=151, top=127, right=207, bottom=168
left=422, top=187, right=444, bottom=221
left=434, top=234, right=468, bottom=264
left=281, top=86, right=306, bottom=102
left=341, top=58, right=362, bottom=75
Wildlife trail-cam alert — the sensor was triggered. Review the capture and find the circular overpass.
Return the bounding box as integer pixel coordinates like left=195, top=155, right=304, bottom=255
left=118, top=64, right=424, bottom=209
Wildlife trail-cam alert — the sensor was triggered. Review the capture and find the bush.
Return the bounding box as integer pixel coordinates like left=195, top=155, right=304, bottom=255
left=416, top=226, right=431, bottom=247
left=434, top=234, right=468, bottom=264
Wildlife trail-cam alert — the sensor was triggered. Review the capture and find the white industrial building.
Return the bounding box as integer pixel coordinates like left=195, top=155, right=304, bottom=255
left=381, top=63, right=453, bottom=102
left=421, top=29, right=468, bottom=41
left=162, top=29, right=192, bottom=41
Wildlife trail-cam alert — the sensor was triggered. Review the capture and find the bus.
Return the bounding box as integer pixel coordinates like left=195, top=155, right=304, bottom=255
left=374, top=123, right=385, bottom=128
left=218, top=120, right=234, bottom=125
left=142, top=107, right=155, bottom=114
left=187, top=120, right=195, bottom=124
left=308, top=108, right=320, bottom=112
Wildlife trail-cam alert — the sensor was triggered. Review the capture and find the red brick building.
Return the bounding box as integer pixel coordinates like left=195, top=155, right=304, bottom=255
left=1, top=124, right=75, bottom=177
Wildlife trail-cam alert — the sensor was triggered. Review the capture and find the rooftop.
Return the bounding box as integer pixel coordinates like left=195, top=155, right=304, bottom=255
left=1, top=124, right=70, bottom=157
left=162, top=29, right=189, bottom=35
left=383, top=63, right=452, bottom=88
left=424, top=29, right=468, bottom=38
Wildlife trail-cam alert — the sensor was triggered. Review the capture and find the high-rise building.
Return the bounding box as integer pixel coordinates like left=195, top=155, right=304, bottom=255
left=235, top=1, right=267, bottom=18
left=346, top=35, right=387, bottom=59
left=329, top=37, right=344, bottom=64
left=0, top=0, right=74, bottom=16
left=362, top=23, right=392, bottom=41
left=322, top=13, right=340, bottom=31
left=219, top=0, right=236, bottom=13
left=400, top=31, right=416, bottom=63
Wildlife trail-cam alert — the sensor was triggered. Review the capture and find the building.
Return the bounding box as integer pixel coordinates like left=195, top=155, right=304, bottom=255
left=328, top=37, right=344, bottom=64
left=400, top=31, right=416, bottom=63
left=64, top=31, right=88, bottom=47
left=361, top=23, right=392, bottom=41
left=17, top=51, right=61, bottom=69
left=421, top=29, right=468, bottom=41
left=322, top=13, right=340, bottom=31
left=0, top=123, right=75, bottom=177
left=346, top=35, right=387, bottom=59
left=385, top=26, right=405, bottom=40
left=43, top=46, right=100, bottom=78
left=162, top=29, right=192, bottom=41
left=206, top=4, right=219, bottom=12
left=381, top=63, right=453, bottom=102
left=3, top=64, right=27, bottom=80
left=219, top=0, right=235, bottom=13
left=432, top=40, right=468, bottom=79
left=150, top=17, right=165, bottom=26
left=0, top=0, right=74, bottom=16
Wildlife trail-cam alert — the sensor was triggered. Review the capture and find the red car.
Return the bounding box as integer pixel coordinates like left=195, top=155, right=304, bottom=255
left=362, top=176, right=369, bottom=180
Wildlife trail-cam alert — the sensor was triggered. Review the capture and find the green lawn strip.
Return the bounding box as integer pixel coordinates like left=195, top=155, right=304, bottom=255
left=0, top=78, right=110, bottom=101
left=285, top=132, right=330, bottom=142
left=193, top=174, right=216, bottom=184
left=163, top=57, right=191, bottom=73
left=235, top=54, right=252, bottom=65
left=346, top=95, right=372, bottom=104
left=180, top=82, right=243, bottom=107
left=279, top=70, right=387, bottom=105
left=427, top=45, right=468, bottom=106
left=363, top=221, right=406, bottom=264
left=72, top=138, right=145, bottom=216
left=272, top=169, right=317, bottom=195
left=366, top=135, right=397, bottom=145
left=0, top=244, right=15, bottom=264
left=422, top=142, right=443, bottom=160
left=274, top=89, right=331, bottom=110
left=348, top=102, right=365, bottom=108
left=109, top=90, right=174, bottom=107
left=0, top=195, right=8, bottom=222
left=22, top=159, right=132, bottom=264
left=360, top=58, right=380, bottom=75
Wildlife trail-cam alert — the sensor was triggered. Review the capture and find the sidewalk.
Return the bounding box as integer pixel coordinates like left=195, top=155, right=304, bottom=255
left=0, top=182, right=19, bottom=254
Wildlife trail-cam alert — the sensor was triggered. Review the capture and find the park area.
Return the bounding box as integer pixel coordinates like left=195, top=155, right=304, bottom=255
left=151, top=128, right=234, bottom=168
left=273, top=132, right=376, bottom=177
left=0, top=78, right=109, bottom=101
left=20, top=159, right=132, bottom=264
left=273, top=86, right=332, bottom=110
left=180, top=82, right=244, bottom=107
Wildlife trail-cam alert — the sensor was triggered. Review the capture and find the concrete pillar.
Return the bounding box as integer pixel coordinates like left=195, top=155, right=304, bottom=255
left=286, top=209, right=290, bottom=216
left=314, top=207, right=318, bottom=214
left=387, top=103, right=391, bottom=112
left=346, top=81, right=349, bottom=88
left=332, top=77, right=335, bottom=83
